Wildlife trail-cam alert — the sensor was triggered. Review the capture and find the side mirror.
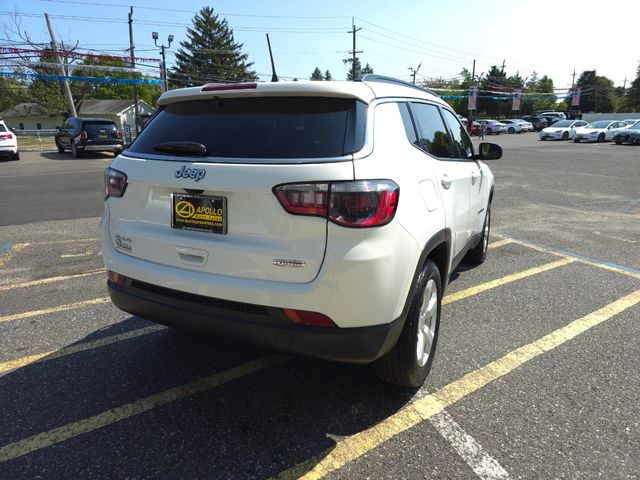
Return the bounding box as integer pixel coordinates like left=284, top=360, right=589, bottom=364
left=476, top=142, right=502, bottom=161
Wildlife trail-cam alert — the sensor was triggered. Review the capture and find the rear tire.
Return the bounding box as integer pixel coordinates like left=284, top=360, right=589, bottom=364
left=375, top=260, right=441, bottom=388
left=466, top=203, right=490, bottom=264
left=486, top=128, right=493, bottom=135
left=12, top=151, right=19, bottom=161
left=56, top=140, right=65, bottom=153
left=508, top=127, right=515, bottom=134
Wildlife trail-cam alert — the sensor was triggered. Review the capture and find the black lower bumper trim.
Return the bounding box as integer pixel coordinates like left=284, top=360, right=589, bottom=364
left=107, top=280, right=405, bottom=364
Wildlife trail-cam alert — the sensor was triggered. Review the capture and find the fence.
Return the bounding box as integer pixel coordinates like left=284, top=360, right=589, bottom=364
left=13, top=129, right=57, bottom=151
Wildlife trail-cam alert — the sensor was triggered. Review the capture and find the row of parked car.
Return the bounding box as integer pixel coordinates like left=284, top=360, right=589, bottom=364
left=461, top=111, right=569, bottom=136
left=539, top=119, right=640, bottom=143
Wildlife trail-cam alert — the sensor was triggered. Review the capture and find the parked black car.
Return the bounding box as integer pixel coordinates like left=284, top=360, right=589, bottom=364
left=521, top=115, right=549, bottom=131
left=613, top=123, right=640, bottom=145
left=55, top=117, right=124, bottom=158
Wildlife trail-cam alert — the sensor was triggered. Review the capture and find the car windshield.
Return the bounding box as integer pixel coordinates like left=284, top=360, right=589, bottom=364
left=128, top=97, right=366, bottom=161
left=586, top=121, right=611, bottom=129
left=551, top=120, right=572, bottom=128
left=629, top=123, right=640, bottom=130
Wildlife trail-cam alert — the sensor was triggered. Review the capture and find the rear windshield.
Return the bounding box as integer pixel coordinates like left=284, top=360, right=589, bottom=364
left=84, top=121, right=117, bottom=133
left=127, top=97, right=366, bottom=162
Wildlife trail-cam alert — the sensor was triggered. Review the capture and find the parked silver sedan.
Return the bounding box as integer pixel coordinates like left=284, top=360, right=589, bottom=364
left=539, top=120, right=589, bottom=141
left=573, top=120, right=628, bottom=143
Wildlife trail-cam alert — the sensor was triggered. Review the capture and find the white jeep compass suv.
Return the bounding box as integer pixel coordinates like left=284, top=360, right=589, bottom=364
left=101, top=75, right=501, bottom=387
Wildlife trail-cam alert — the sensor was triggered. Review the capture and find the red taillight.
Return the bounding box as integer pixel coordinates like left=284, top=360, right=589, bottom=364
left=274, top=183, right=329, bottom=217
left=117, top=130, right=123, bottom=139
left=80, top=130, right=87, bottom=140
left=201, top=82, right=258, bottom=92
left=283, top=308, right=337, bottom=328
left=273, top=180, right=399, bottom=228
left=0, top=133, right=13, bottom=139
left=104, top=167, right=128, bottom=198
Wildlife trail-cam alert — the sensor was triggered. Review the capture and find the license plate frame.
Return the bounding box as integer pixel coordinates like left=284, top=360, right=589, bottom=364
left=171, top=193, right=227, bottom=234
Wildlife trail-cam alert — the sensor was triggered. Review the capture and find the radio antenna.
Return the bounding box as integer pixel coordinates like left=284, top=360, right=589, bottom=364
left=266, top=34, right=279, bottom=82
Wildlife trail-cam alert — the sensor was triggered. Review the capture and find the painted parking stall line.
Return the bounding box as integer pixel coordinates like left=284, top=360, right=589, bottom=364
left=0, top=269, right=104, bottom=292
left=0, top=354, right=290, bottom=462
left=274, top=289, right=640, bottom=480
left=0, top=297, right=111, bottom=324
left=0, top=243, right=29, bottom=268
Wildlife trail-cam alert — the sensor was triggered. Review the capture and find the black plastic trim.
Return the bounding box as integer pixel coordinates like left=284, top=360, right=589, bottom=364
left=108, top=280, right=405, bottom=364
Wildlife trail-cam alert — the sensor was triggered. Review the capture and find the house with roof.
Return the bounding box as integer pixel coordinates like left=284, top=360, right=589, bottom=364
left=0, top=99, right=156, bottom=133
left=78, top=99, right=156, bottom=132
left=0, top=103, right=64, bottom=131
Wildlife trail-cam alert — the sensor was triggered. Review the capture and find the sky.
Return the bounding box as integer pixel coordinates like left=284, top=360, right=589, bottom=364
left=2, top=0, right=639, bottom=93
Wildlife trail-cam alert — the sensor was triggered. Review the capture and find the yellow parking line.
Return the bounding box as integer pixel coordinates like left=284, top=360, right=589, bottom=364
left=0, top=269, right=104, bottom=292
left=443, top=257, right=575, bottom=305
left=28, top=238, right=100, bottom=245
left=0, top=243, right=30, bottom=268
left=0, top=354, right=290, bottom=462
left=0, top=297, right=111, bottom=324
left=0, top=325, right=165, bottom=374
left=488, top=238, right=513, bottom=249
left=274, top=289, right=640, bottom=480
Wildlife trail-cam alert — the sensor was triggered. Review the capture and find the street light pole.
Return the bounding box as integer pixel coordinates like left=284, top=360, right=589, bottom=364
left=152, top=32, right=173, bottom=93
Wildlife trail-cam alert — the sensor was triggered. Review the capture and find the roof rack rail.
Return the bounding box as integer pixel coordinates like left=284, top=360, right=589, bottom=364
left=355, top=74, right=439, bottom=97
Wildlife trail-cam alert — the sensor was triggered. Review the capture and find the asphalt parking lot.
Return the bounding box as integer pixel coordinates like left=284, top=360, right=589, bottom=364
left=1, top=135, right=639, bottom=479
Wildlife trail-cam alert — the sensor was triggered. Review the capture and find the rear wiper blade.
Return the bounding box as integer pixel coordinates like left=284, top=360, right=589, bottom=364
left=152, top=142, right=208, bottom=156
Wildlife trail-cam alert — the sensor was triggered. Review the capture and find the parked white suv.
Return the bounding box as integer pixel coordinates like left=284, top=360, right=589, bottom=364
left=101, top=76, right=501, bottom=387
left=0, top=119, right=19, bottom=160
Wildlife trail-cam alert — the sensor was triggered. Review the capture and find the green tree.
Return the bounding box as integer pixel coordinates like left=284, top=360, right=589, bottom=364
left=171, top=6, right=255, bottom=87
left=323, top=70, right=333, bottom=81
left=623, top=64, right=640, bottom=111
left=0, top=76, right=28, bottom=112
left=343, top=57, right=374, bottom=80
left=575, top=70, right=617, bottom=113
left=310, top=67, right=323, bottom=80
left=478, top=65, right=507, bottom=117
left=71, top=56, right=159, bottom=107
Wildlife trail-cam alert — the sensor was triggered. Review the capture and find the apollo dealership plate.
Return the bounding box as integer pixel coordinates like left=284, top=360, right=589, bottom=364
left=171, top=193, right=227, bottom=234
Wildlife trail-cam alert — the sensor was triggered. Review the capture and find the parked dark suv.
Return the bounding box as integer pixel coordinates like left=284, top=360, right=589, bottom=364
left=521, top=115, right=548, bottom=132
left=55, top=117, right=124, bottom=157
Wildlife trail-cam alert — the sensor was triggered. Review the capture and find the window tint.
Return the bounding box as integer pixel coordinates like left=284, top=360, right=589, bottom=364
left=128, top=97, right=366, bottom=161
left=0, top=124, right=6, bottom=132
left=398, top=103, right=417, bottom=144
left=408, top=102, right=454, bottom=158
left=440, top=108, right=474, bottom=159
left=83, top=121, right=117, bottom=134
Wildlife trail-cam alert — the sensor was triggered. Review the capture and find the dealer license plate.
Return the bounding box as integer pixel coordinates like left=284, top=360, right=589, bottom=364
left=172, top=193, right=227, bottom=234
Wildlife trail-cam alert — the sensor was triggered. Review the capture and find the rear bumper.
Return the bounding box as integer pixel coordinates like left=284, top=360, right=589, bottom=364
left=82, top=143, right=122, bottom=151
left=108, top=279, right=404, bottom=364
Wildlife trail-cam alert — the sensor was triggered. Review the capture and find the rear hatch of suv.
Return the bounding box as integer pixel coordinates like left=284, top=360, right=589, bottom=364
left=83, top=120, right=120, bottom=146
left=107, top=92, right=367, bottom=284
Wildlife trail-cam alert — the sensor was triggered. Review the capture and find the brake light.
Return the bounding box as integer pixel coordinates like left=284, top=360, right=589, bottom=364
left=80, top=130, right=87, bottom=140
left=104, top=167, right=128, bottom=198
left=117, top=130, right=123, bottom=139
left=201, top=82, right=258, bottom=92
left=273, top=180, right=399, bottom=228
left=0, top=133, right=13, bottom=139
left=283, top=308, right=337, bottom=328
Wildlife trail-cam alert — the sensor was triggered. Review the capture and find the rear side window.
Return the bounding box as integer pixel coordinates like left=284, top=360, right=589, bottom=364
left=128, top=97, right=366, bottom=161
left=0, top=124, right=6, bottom=132
left=408, top=102, right=454, bottom=158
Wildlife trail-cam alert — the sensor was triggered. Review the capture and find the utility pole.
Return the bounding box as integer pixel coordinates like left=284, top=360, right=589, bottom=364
left=467, top=59, right=476, bottom=130
left=128, top=7, right=140, bottom=134
left=501, top=59, right=506, bottom=75
left=408, top=63, right=421, bottom=84
left=348, top=18, right=362, bottom=81
left=571, top=69, right=576, bottom=89
left=44, top=13, right=77, bottom=117
left=153, top=31, right=173, bottom=93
